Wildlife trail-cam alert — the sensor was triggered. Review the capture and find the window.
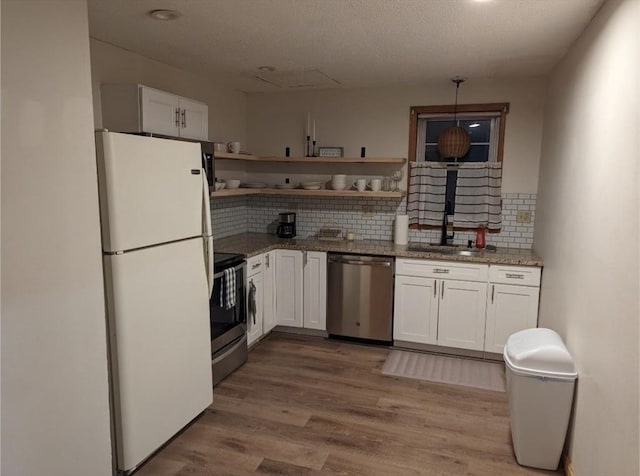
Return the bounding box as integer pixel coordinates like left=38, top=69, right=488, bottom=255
left=408, top=103, right=509, bottom=226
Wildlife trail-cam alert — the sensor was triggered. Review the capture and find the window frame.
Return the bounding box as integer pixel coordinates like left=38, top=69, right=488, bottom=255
left=407, top=102, right=509, bottom=231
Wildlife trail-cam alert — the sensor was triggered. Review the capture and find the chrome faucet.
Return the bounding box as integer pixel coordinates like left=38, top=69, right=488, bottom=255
left=440, top=201, right=455, bottom=246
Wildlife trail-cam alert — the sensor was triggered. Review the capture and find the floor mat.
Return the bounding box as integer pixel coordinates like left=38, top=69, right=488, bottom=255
left=381, top=349, right=506, bottom=392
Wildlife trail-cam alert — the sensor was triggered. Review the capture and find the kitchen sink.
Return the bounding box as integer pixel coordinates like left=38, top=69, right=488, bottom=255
left=406, top=244, right=482, bottom=256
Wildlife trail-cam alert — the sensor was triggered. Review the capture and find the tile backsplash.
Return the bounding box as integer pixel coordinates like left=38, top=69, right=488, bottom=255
left=211, top=193, right=536, bottom=249
left=211, top=196, right=248, bottom=239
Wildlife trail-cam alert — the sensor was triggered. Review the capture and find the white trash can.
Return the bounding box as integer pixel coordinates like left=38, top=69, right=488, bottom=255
left=504, top=328, right=577, bottom=470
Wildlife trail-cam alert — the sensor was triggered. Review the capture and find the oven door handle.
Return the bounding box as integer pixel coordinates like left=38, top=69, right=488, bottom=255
left=213, top=262, right=245, bottom=280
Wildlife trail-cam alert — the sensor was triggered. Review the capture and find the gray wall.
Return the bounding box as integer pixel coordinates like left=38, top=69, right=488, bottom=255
left=1, top=1, right=113, bottom=474
left=534, top=0, right=639, bottom=474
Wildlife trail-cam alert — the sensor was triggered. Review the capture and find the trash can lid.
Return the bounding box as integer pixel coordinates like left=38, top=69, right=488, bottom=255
left=504, top=328, right=577, bottom=379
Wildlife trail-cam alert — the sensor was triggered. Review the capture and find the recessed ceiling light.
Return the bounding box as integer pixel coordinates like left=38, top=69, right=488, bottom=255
left=469, top=123, right=480, bottom=128
left=258, top=66, right=276, bottom=72
left=148, top=9, right=181, bottom=21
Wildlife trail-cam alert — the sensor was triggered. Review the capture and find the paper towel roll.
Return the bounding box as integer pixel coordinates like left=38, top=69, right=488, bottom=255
left=394, top=214, right=409, bottom=245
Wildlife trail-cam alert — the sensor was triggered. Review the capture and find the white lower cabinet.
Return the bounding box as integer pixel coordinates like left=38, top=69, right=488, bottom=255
left=393, top=276, right=439, bottom=344
left=394, top=258, right=540, bottom=354
left=303, top=251, right=327, bottom=330
left=394, top=259, right=488, bottom=351
left=484, top=265, right=541, bottom=353
left=273, top=250, right=327, bottom=330
left=263, top=251, right=277, bottom=334
left=246, top=255, right=264, bottom=347
left=437, top=280, right=487, bottom=351
left=275, top=250, right=304, bottom=328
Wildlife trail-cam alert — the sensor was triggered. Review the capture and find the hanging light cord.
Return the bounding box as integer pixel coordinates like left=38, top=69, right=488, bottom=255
left=452, top=78, right=464, bottom=123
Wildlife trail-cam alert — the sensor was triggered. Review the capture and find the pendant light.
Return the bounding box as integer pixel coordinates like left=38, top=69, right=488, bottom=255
left=437, top=78, right=470, bottom=159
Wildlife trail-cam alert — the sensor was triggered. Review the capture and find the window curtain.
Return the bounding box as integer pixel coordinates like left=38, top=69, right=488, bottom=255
left=407, top=161, right=447, bottom=226
left=453, top=162, right=502, bottom=231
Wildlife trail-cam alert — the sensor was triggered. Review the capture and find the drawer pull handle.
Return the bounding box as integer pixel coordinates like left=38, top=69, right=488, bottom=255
left=252, top=263, right=261, bottom=270
left=506, top=273, right=524, bottom=279
left=434, top=268, right=450, bottom=274
left=433, top=279, right=437, bottom=298
left=441, top=281, right=445, bottom=299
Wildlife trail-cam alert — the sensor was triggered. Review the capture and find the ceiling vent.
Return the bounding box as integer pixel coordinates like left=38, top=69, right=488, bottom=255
left=254, top=69, right=340, bottom=89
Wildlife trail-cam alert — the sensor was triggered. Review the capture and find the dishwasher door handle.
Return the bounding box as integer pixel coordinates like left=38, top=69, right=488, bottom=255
left=330, top=259, right=391, bottom=267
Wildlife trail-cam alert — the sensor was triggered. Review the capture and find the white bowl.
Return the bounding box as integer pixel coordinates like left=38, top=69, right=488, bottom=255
left=302, top=181, right=323, bottom=190
left=214, top=182, right=225, bottom=191
left=225, top=179, right=241, bottom=189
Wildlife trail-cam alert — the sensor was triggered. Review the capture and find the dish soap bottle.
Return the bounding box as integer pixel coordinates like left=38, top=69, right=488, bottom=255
left=475, top=226, right=486, bottom=249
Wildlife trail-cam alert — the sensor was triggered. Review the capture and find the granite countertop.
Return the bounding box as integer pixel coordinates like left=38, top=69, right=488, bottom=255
left=215, top=233, right=543, bottom=266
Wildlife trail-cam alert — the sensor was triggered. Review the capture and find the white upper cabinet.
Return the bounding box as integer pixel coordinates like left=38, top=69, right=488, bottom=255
left=140, top=87, right=181, bottom=137
left=179, top=97, right=209, bottom=140
left=101, top=84, right=209, bottom=141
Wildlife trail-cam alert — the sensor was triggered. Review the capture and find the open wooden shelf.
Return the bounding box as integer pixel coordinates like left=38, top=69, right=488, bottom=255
left=210, top=188, right=405, bottom=198
left=214, top=152, right=405, bottom=164
left=213, top=152, right=260, bottom=160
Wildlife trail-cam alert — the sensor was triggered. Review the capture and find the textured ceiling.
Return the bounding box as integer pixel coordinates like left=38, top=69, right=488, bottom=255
left=88, top=0, right=604, bottom=92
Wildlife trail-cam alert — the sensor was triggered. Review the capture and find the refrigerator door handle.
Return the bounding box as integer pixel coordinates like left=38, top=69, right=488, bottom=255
left=202, top=170, right=214, bottom=297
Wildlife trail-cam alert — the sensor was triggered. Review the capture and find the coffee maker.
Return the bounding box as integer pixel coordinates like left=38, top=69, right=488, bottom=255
left=277, top=212, right=296, bottom=238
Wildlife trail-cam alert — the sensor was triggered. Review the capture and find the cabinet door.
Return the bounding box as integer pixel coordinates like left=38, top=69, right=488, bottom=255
left=140, top=86, right=180, bottom=137
left=246, top=271, right=264, bottom=347
left=437, top=280, right=487, bottom=351
left=485, top=284, right=539, bottom=353
left=303, top=252, right=327, bottom=330
left=275, top=250, right=303, bottom=328
left=179, top=97, right=209, bottom=140
left=263, top=251, right=277, bottom=334
left=393, top=276, right=439, bottom=344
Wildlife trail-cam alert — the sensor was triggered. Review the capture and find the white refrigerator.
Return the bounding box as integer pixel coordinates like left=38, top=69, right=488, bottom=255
left=95, top=131, right=214, bottom=474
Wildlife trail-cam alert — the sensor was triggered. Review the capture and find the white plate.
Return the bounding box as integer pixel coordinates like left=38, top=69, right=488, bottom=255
left=241, top=182, right=267, bottom=188
left=302, top=185, right=322, bottom=190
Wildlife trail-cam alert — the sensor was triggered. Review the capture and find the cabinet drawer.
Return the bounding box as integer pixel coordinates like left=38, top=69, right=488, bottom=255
left=247, top=254, right=264, bottom=277
left=396, top=258, right=488, bottom=282
left=489, top=265, right=540, bottom=286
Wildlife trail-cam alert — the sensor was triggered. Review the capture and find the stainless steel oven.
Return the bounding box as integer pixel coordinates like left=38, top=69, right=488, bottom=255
left=211, top=252, right=247, bottom=385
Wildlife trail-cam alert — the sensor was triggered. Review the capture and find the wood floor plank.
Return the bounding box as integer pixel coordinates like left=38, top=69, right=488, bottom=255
left=212, top=393, right=312, bottom=427
left=134, top=333, right=563, bottom=475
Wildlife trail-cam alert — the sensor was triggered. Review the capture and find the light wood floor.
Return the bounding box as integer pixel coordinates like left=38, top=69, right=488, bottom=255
left=137, top=333, right=563, bottom=476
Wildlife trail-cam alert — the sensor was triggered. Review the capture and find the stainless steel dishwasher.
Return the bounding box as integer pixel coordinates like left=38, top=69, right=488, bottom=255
left=327, top=253, right=394, bottom=342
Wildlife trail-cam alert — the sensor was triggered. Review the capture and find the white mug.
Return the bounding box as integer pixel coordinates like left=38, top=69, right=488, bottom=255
left=227, top=141, right=241, bottom=154
left=353, top=179, right=367, bottom=192
left=370, top=178, right=382, bottom=192
left=331, top=181, right=347, bottom=191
